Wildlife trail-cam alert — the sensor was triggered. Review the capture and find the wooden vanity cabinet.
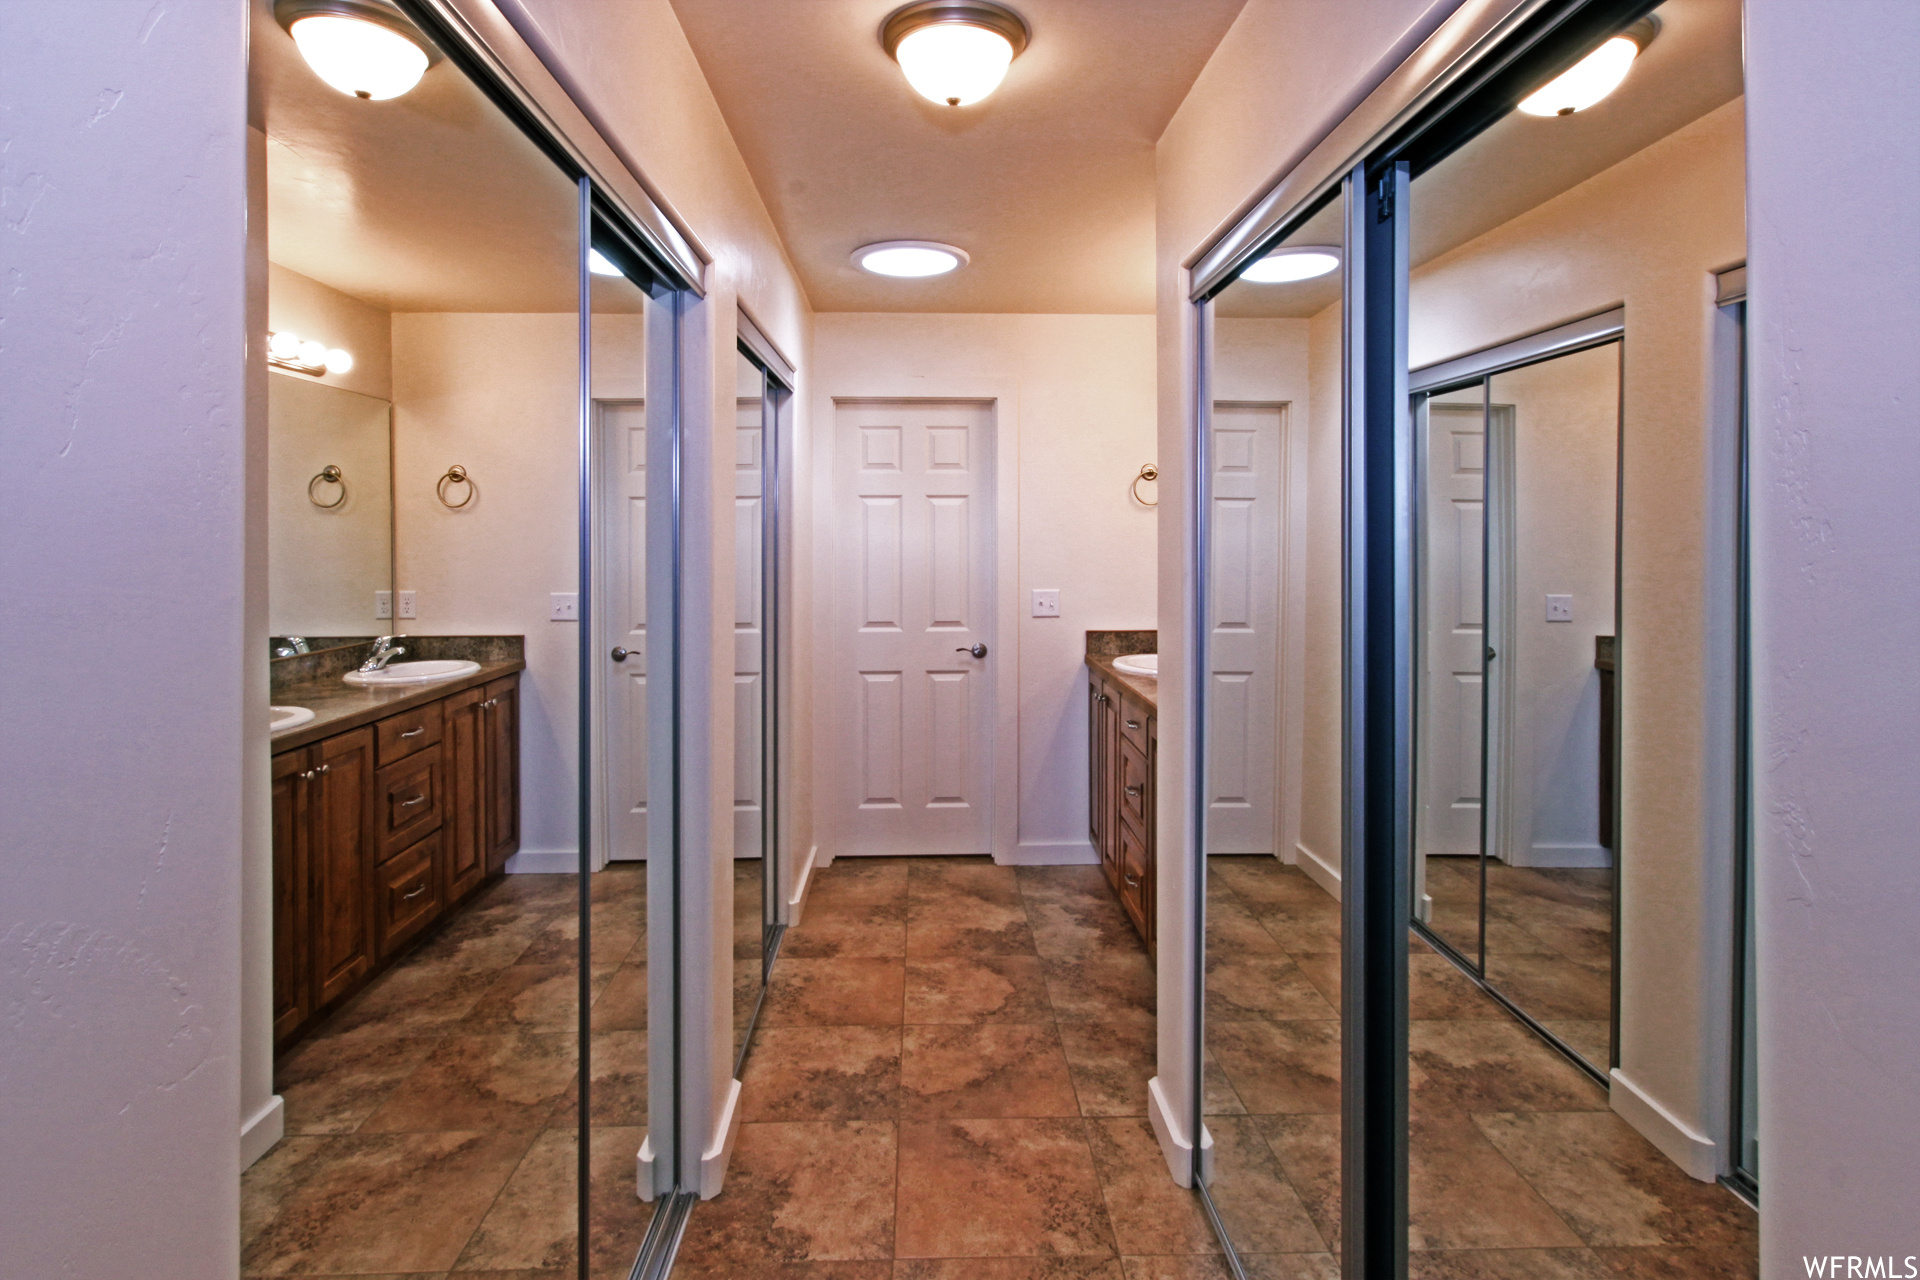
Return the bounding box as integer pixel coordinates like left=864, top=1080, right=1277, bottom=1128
left=1089, top=670, right=1156, bottom=954
left=273, top=672, right=520, bottom=1050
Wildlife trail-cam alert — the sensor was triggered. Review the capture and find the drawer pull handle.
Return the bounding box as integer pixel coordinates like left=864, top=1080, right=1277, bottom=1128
left=1125, top=719, right=1140, bottom=730
left=402, top=883, right=428, bottom=901
left=399, top=793, right=428, bottom=808
left=400, top=727, right=426, bottom=739
left=1124, top=874, right=1141, bottom=888
left=1125, top=785, right=1141, bottom=798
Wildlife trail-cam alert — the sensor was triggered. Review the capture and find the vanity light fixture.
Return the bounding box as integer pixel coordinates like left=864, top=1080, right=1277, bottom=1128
left=268, top=330, right=353, bottom=377
left=853, top=240, right=970, bottom=278
left=881, top=1, right=1030, bottom=107
left=273, top=0, right=441, bottom=101
left=1241, top=246, right=1341, bottom=284
left=1517, top=16, right=1659, bottom=117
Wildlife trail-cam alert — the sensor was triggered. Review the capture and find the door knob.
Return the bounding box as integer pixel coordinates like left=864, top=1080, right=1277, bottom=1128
left=1485, top=646, right=1497, bottom=662
left=611, top=647, right=631, bottom=662
left=956, top=643, right=988, bottom=659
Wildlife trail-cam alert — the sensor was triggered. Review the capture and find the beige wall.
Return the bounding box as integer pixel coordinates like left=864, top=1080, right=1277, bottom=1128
left=812, top=313, right=1158, bottom=859
left=266, top=373, right=393, bottom=636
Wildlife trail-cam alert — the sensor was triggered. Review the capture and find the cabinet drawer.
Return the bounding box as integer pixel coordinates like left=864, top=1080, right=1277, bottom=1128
left=1117, top=697, right=1150, bottom=753
left=1119, top=738, right=1150, bottom=828
left=376, top=832, right=442, bottom=960
left=1115, top=815, right=1150, bottom=927
left=375, top=744, right=443, bottom=858
left=376, top=701, right=443, bottom=766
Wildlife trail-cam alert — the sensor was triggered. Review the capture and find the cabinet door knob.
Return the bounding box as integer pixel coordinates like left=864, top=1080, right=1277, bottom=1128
left=481, top=698, right=497, bottom=708
left=316, top=763, right=330, bottom=774
left=611, top=647, right=631, bottom=662
left=401, top=727, right=426, bottom=739
left=300, top=769, right=316, bottom=781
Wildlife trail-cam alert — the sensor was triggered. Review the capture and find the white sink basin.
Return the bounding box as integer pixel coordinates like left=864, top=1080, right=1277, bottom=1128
left=344, top=659, right=481, bottom=687
left=270, top=705, right=315, bottom=733
left=1113, top=653, right=1158, bottom=678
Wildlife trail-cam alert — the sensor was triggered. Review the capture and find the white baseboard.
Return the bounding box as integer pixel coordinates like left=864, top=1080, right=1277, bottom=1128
left=1296, top=841, right=1342, bottom=901
left=1610, top=1068, right=1719, bottom=1182
left=698, top=1078, right=744, bottom=1199
left=1518, top=841, right=1613, bottom=869
left=636, top=1134, right=656, bottom=1203
left=787, top=843, right=819, bottom=925
left=504, top=848, right=578, bottom=874
left=1001, top=838, right=1101, bottom=867
left=240, top=1094, right=284, bottom=1170
left=1146, top=1076, right=1211, bottom=1189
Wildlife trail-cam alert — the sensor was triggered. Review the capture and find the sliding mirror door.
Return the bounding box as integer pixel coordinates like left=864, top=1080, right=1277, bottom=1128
left=1195, top=196, right=1345, bottom=1271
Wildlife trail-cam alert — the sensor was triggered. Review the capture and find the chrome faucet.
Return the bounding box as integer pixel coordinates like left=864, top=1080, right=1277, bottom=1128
left=358, top=636, right=407, bottom=673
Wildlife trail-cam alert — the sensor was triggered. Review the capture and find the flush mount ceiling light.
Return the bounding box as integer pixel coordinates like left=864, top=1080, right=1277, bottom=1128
left=273, top=0, right=441, bottom=101
left=588, top=249, right=625, bottom=278
left=1518, top=16, right=1659, bottom=117
left=881, top=1, right=1031, bottom=107
left=853, top=240, right=970, bottom=278
left=1241, top=246, right=1341, bottom=284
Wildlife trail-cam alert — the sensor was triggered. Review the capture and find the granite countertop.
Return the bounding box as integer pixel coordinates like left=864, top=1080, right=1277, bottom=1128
left=1085, top=629, right=1158, bottom=711
left=270, top=635, right=526, bottom=754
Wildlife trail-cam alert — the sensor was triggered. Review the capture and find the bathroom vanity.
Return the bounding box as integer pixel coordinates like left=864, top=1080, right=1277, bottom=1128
left=1087, top=631, right=1157, bottom=955
left=269, top=640, right=524, bottom=1049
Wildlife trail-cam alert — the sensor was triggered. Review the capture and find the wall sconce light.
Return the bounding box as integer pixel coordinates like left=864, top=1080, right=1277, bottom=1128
left=269, top=331, right=354, bottom=377
left=273, top=0, right=441, bottom=101
left=881, top=1, right=1030, bottom=107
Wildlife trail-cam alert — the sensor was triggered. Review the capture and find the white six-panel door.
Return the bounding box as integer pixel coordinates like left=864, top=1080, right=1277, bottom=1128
left=1207, top=402, right=1286, bottom=854
left=734, top=395, right=764, bottom=860
left=1418, top=398, right=1488, bottom=858
left=599, top=399, right=649, bottom=860
left=831, top=400, right=995, bottom=856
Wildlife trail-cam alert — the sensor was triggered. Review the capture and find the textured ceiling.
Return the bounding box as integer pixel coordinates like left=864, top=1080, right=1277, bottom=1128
left=670, top=0, right=1248, bottom=314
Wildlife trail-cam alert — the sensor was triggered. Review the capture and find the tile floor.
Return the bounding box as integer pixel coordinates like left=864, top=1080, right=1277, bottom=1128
left=240, top=865, right=653, bottom=1280
left=1206, top=854, right=1757, bottom=1279
left=1424, top=856, right=1616, bottom=1069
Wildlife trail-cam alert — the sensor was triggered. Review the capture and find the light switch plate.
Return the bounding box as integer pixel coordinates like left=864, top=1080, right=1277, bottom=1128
left=1031, top=588, right=1061, bottom=618
left=1545, top=593, right=1573, bottom=622
left=397, top=590, right=417, bottom=620
left=551, top=592, right=580, bottom=622
left=375, top=590, right=393, bottom=620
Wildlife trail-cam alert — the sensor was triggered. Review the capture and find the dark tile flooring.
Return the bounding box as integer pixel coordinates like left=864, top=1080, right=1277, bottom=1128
left=1424, top=857, right=1615, bottom=1069
left=240, top=865, right=651, bottom=1279
left=1206, top=854, right=1757, bottom=1279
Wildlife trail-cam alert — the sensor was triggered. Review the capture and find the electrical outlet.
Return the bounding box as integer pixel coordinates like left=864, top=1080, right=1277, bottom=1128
left=375, top=590, right=392, bottom=620
left=550, top=592, right=579, bottom=622
left=1031, top=588, right=1061, bottom=618
left=397, top=590, right=418, bottom=620
left=1545, top=593, right=1573, bottom=622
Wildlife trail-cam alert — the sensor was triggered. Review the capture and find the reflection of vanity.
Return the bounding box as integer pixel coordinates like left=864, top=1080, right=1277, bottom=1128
left=1086, top=631, right=1157, bottom=955
left=270, top=639, right=523, bottom=1049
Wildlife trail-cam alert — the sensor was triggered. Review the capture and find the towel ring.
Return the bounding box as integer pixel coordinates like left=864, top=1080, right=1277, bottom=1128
left=308, top=465, right=347, bottom=509
left=437, top=465, right=475, bottom=509
left=1131, top=463, right=1159, bottom=507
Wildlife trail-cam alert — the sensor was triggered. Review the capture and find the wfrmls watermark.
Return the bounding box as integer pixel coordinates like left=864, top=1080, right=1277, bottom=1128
left=1804, top=1259, right=1920, bottom=1278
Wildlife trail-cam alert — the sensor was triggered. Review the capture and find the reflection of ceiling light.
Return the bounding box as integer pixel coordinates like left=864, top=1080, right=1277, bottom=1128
left=853, top=241, right=970, bottom=278
left=267, top=331, right=351, bottom=377
left=273, top=0, right=440, bottom=101
left=588, top=250, right=625, bottom=278
left=1242, top=246, right=1341, bottom=284
left=882, top=1, right=1030, bottom=107
left=1518, top=17, right=1659, bottom=117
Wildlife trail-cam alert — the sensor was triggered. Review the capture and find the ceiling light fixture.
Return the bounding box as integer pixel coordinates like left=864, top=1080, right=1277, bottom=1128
left=273, top=0, right=441, bottom=101
left=853, top=240, right=970, bottom=278
left=1517, top=16, right=1659, bottom=117
left=588, top=249, right=625, bottom=278
left=1241, top=246, right=1342, bottom=284
left=881, top=1, right=1030, bottom=107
